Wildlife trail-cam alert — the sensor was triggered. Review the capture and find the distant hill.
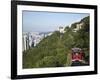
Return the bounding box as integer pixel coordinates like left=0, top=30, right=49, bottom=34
left=23, top=16, right=90, bottom=68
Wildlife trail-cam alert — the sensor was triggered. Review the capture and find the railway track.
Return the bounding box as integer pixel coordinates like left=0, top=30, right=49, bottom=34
left=71, top=61, right=89, bottom=66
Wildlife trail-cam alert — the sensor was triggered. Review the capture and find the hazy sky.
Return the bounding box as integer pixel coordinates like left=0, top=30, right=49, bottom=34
left=22, top=11, right=89, bottom=32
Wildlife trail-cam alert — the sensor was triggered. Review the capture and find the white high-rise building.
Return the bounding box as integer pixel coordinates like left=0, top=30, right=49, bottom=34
left=59, top=27, right=65, bottom=33
left=22, top=34, right=27, bottom=51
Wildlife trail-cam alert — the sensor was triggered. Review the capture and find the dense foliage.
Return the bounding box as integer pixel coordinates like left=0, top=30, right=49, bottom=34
left=23, top=16, right=89, bottom=68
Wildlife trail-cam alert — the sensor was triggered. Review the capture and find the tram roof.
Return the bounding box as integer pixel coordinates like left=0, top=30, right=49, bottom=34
left=72, top=48, right=82, bottom=52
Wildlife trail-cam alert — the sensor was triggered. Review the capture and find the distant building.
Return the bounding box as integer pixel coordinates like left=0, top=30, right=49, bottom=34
left=73, top=22, right=83, bottom=32
left=47, top=32, right=53, bottom=36
left=22, top=33, right=32, bottom=51
left=59, top=27, right=65, bottom=33
left=22, top=34, right=27, bottom=51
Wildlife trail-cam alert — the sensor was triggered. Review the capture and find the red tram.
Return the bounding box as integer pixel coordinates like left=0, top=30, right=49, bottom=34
left=72, top=48, right=84, bottom=62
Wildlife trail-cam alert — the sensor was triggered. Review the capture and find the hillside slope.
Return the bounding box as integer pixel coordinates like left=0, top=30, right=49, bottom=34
left=23, top=16, right=89, bottom=68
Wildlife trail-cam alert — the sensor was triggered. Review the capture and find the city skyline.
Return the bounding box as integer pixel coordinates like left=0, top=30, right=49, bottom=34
left=23, top=11, right=89, bottom=32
